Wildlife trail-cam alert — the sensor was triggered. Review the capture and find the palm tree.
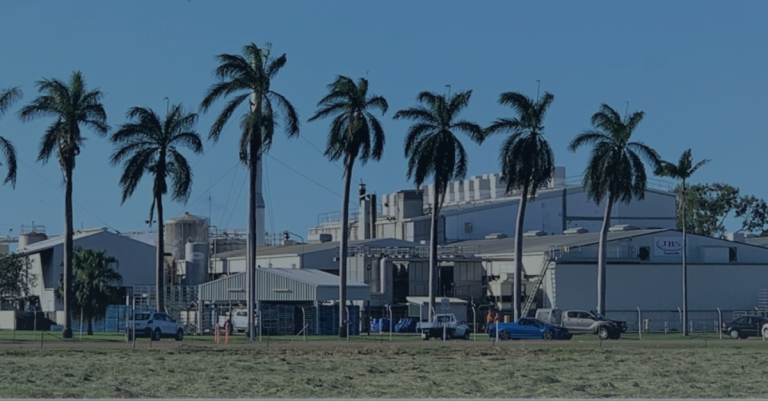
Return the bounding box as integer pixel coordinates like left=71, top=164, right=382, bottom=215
left=485, top=91, right=556, bottom=320
left=18, top=71, right=108, bottom=339
left=655, top=149, right=709, bottom=336
left=56, top=247, right=122, bottom=335
left=308, top=76, right=388, bottom=338
left=568, top=104, right=660, bottom=315
left=109, top=104, right=203, bottom=313
left=394, top=90, right=484, bottom=320
left=200, top=42, right=299, bottom=341
left=0, top=87, right=22, bottom=187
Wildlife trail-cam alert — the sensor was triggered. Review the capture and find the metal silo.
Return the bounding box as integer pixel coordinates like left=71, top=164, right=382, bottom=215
left=164, top=212, right=209, bottom=262
left=184, top=241, right=210, bottom=286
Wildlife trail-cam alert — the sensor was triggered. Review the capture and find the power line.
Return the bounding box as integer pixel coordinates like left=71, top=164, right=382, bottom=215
left=18, top=159, right=119, bottom=233
left=180, top=160, right=241, bottom=216
left=263, top=153, right=341, bottom=198
left=219, top=162, right=240, bottom=228
left=224, top=171, right=248, bottom=229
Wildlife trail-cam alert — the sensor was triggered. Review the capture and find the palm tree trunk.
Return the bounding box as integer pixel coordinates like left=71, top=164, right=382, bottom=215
left=246, top=125, right=259, bottom=343
left=338, top=154, right=353, bottom=338
left=62, top=162, right=74, bottom=339
left=597, top=195, right=614, bottom=315
left=513, top=185, right=529, bottom=320
left=155, top=193, right=165, bottom=312
left=428, top=184, right=440, bottom=322
left=681, top=178, right=688, bottom=336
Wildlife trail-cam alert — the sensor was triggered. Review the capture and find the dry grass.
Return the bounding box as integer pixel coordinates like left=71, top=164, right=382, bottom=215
left=0, top=339, right=766, bottom=398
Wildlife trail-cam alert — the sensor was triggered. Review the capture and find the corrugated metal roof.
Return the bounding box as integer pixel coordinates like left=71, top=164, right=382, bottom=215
left=19, top=228, right=123, bottom=253
left=449, top=228, right=672, bottom=255
left=746, top=237, right=768, bottom=248
left=217, top=237, right=419, bottom=259
left=199, top=268, right=370, bottom=302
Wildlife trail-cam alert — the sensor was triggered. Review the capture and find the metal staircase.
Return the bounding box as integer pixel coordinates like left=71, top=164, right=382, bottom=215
left=520, top=248, right=561, bottom=317
left=520, top=258, right=552, bottom=317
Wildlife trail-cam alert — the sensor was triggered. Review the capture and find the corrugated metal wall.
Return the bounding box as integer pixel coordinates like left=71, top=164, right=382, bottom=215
left=256, top=269, right=317, bottom=301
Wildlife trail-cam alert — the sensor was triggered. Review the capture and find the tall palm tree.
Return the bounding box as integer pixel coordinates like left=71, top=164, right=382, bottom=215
left=568, top=104, right=660, bottom=315
left=394, top=90, right=484, bottom=320
left=0, top=87, right=22, bottom=188
left=655, top=149, right=709, bottom=336
left=18, top=71, right=108, bottom=339
left=200, top=42, right=299, bottom=341
left=109, top=104, right=203, bottom=313
left=57, top=247, right=123, bottom=335
left=308, top=76, right=388, bottom=338
left=485, top=91, right=555, bottom=320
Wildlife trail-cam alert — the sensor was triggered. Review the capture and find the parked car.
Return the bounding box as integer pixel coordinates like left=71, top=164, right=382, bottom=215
left=536, top=308, right=626, bottom=340
left=217, top=308, right=259, bottom=335
left=763, top=322, right=768, bottom=339
left=489, top=317, right=572, bottom=341
left=127, top=311, right=184, bottom=341
left=721, top=315, right=768, bottom=339
left=416, top=313, right=471, bottom=340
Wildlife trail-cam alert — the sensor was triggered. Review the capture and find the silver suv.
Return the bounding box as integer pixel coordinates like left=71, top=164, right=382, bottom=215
left=127, top=311, right=184, bottom=341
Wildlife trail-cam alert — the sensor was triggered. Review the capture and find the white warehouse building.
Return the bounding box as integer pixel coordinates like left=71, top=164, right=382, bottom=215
left=454, top=227, right=768, bottom=331
left=309, top=167, right=678, bottom=245
left=19, top=227, right=156, bottom=325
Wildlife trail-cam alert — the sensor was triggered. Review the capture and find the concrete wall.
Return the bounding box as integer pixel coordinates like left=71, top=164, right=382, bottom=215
left=564, top=188, right=676, bottom=231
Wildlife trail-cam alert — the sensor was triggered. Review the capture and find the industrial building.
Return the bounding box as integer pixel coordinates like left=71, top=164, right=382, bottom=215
left=17, top=225, right=156, bottom=325
left=450, top=227, right=768, bottom=331
left=308, top=167, right=678, bottom=245
left=197, top=267, right=370, bottom=335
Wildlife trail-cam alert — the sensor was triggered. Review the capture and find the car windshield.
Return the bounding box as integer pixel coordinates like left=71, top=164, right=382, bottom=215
left=133, top=313, right=150, bottom=321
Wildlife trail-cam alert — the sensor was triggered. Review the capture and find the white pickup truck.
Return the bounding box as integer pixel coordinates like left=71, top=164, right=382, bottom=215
left=217, top=308, right=258, bottom=335
left=416, top=313, right=471, bottom=341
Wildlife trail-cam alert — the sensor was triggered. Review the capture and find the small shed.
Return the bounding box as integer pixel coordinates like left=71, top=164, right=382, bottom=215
left=198, top=268, right=370, bottom=304
left=406, top=296, right=468, bottom=323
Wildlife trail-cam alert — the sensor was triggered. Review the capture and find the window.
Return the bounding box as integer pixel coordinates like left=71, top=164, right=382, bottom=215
left=567, top=311, right=578, bottom=318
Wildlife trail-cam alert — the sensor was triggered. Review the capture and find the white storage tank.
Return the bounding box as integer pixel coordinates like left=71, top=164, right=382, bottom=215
left=18, top=231, right=48, bottom=250
left=164, top=212, right=209, bottom=262
left=185, top=241, right=210, bottom=286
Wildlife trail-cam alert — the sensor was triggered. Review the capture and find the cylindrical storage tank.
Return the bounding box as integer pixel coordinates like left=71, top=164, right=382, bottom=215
left=18, top=232, right=48, bottom=250
left=185, top=241, right=210, bottom=286
left=164, top=212, right=209, bottom=262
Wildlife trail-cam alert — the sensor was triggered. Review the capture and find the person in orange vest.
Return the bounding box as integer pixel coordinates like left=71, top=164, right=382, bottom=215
left=485, top=309, right=495, bottom=333
left=494, top=312, right=501, bottom=323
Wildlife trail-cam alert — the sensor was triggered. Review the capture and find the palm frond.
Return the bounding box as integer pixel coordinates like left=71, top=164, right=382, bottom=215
left=0, top=136, right=17, bottom=187
left=0, top=87, right=23, bottom=117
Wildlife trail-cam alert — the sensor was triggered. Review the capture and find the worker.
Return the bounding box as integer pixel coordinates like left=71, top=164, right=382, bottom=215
left=485, top=309, right=495, bottom=333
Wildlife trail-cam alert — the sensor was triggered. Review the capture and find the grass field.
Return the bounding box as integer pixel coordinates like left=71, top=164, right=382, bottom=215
left=0, top=330, right=766, bottom=398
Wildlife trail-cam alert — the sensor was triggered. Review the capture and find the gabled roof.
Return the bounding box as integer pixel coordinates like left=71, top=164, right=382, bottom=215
left=20, top=228, right=154, bottom=254
left=449, top=228, right=672, bottom=255
left=261, top=268, right=368, bottom=288
left=215, top=237, right=419, bottom=259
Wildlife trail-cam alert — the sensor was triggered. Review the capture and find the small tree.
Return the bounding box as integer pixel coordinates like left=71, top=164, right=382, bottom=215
left=0, top=253, right=36, bottom=310
left=56, top=247, right=122, bottom=335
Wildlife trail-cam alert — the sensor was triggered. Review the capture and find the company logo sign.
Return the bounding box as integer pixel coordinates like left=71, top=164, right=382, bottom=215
left=654, top=237, right=683, bottom=256
left=191, top=251, right=205, bottom=260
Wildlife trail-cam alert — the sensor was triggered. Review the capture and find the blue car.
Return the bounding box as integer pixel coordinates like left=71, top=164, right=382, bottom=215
left=489, top=317, right=572, bottom=340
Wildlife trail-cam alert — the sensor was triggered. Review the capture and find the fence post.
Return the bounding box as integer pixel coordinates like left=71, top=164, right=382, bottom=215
left=471, top=303, right=477, bottom=341
left=677, top=307, right=682, bottom=337
left=637, top=307, right=641, bottom=340
left=387, top=305, right=393, bottom=341
left=716, top=307, right=722, bottom=340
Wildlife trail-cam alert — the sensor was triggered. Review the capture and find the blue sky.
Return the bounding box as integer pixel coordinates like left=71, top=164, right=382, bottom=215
left=0, top=0, right=765, bottom=243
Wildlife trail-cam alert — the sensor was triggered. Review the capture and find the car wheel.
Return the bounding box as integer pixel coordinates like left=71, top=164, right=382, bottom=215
left=729, top=329, right=740, bottom=340
left=443, top=331, right=451, bottom=340
left=542, top=329, right=554, bottom=340
left=598, top=326, right=610, bottom=340
left=463, top=331, right=470, bottom=340
left=499, top=330, right=510, bottom=341
left=763, top=328, right=768, bottom=339
left=564, top=332, right=573, bottom=340
left=152, top=328, right=162, bottom=341
left=175, top=329, right=184, bottom=342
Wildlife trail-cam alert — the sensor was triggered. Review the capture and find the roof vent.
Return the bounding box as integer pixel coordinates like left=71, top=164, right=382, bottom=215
left=726, top=232, right=746, bottom=243
left=318, top=233, right=332, bottom=243
left=563, top=227, right=589, bottom=235
left=523, top=230, right=547, bottom=237
left=608, top=224, right=639, bottom=232
left=485, top=233, right=508, bottom=239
